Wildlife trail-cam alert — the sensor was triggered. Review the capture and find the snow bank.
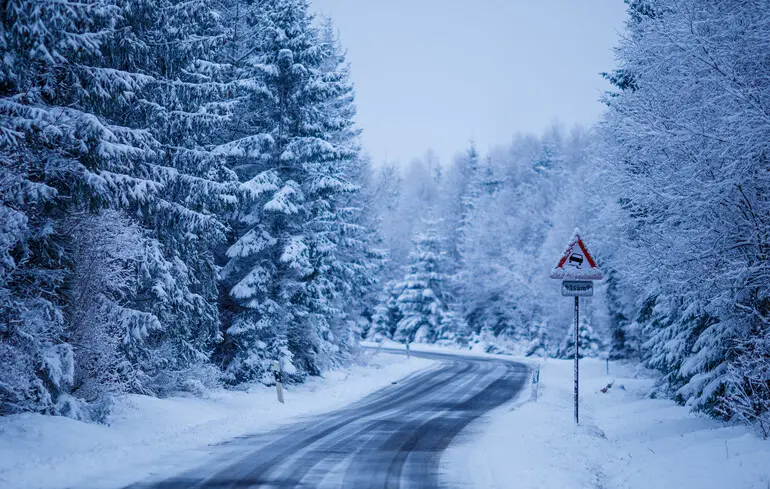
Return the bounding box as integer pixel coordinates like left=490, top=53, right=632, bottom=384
left=442, top=357, right=770, bottom=489
left=361, top=338, right=535, bottom=359
left=0, top=352, right=434, bottom=489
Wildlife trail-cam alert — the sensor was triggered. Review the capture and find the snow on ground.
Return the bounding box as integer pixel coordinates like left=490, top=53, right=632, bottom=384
left=361, top=338, right=521, bottom=359
left=0, top=351, right=434, bottom=489
left=442, top=357, right=770, bottom=489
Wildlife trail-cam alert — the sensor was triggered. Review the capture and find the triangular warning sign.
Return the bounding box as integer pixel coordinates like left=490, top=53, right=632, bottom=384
left=550, top=228, right=603, bottom=281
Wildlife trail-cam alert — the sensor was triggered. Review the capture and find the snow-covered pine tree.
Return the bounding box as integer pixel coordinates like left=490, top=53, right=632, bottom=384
left=604, top=268, right=636, bottom=360
left=0, top=0, right=238, bottom=415
left=0, top=0, right=163, bottom=415
left=62, top=211, right=161, bottom=412
left=93, top=0, right=238, bottom=394
left=217, top=0, right=365, bottom=382
left=525, top=321, right=550, bottom=358
left=392, top=155, right=443, bottom=266
left=441, top=143, right=479, bottom=269
left=556, top=314, right=601, bottom=360
left=455, top=135, right=557, bottom=344
left=335, top=152, right=386, bottom=340
left=371, top=164, right=407, bottom=271
left=316, top=19, right=385, bottom=345
left=454, top=155, right=511, bottom=338
left=721, top=326, right=770, bottom=439
left=370, top=280, right=404, bottom=341
left=392, top=217, right=465, bottom=344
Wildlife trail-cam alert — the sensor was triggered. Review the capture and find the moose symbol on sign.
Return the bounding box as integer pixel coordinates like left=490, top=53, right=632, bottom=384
left=568, top=253, right=584, bottom=268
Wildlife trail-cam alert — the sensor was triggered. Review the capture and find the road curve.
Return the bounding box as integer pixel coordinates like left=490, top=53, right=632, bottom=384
left=131, top=350, right=529, bottom=489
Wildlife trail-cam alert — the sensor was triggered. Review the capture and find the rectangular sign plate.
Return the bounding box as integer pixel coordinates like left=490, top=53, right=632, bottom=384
left=561, top=280, right=594, bottom=297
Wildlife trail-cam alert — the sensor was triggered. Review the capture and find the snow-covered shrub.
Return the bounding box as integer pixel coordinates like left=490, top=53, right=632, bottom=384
left=64, top=212, right=155, bottom=400
left=719, top=327, right=770, bottom=439
left=556, top=317, right=601, bottom=360
left=525, top=322, right=551, bottom=358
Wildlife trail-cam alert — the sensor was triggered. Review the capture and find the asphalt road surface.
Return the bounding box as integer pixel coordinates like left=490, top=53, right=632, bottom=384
left=131, top=350, right=529, bottom=489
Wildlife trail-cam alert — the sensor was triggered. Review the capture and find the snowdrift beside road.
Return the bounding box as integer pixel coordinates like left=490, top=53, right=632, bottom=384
left=442, top=357, right=770, bottom=489
left=0, top=352, right=434, bottom=489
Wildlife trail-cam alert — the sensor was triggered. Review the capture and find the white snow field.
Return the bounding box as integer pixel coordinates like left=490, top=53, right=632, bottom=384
left=442, top=356, right=770, bottom=489
left=0, top=352, right=434, bottom=489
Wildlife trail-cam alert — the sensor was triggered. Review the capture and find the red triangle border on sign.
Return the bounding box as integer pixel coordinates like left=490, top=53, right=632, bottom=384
left=550, top=228, right=603, bottom=281
left=555, top=237, right=597, bottom=269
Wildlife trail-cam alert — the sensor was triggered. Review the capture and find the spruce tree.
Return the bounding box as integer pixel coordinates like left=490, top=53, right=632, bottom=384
left=605, top=268, right=636, bottom=360
left=370, top=280, right=405, bottom=341
left=116, top=0, right=238, bottom=390
left=393, top=218, right=464, bottom=344
left=0, top=0, right=157, bottom=414
left=217, top=0, right=364, bottom=382
left=0, top=0, right=238, bottom=414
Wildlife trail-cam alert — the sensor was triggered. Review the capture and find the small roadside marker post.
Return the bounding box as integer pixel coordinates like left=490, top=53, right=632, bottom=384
left=550, top=228, right=603, bottom=425
left=273, top=360, right=285, bottom=404
left=405, top=341, right=411, bottom=359
left=531, top=365, right=541, bottom=401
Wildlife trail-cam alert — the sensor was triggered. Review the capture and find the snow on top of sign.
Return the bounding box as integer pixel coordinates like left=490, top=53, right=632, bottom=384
left=550, top=227, right=603, bottom=280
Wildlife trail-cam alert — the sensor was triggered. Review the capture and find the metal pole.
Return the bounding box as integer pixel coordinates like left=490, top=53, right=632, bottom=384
left=574, top=296, right=579, bottom=424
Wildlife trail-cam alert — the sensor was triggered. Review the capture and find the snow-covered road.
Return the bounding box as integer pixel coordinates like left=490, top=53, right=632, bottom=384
left=127, top=350, right=529, bottom=489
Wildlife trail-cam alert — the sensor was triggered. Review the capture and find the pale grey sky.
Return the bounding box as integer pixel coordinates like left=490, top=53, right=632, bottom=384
left=310, top=1, right=628, bottom=165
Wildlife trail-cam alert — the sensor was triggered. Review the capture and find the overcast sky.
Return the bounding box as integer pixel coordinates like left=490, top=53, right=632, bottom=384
left=310, top=0, right=628, bottom=166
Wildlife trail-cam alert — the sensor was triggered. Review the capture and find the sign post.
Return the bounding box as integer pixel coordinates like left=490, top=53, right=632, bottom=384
left=573, top=295, right=579, bottom=424
left=550, top=228, right=603, bottom=425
